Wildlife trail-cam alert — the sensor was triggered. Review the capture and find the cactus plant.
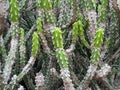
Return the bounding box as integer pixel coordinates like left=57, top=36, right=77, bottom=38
left=36, top=17, right=43, bottom=34
left=52, top=28, right=63, bottom=49
left=31, top=32, right=39, bottom=57
left=73, top=20, right=90, bottom=48
left=19, top=28, right=26, bottom=69
left=52, top=27, right=75, bottom=90
left=0, top=0, right=119, bottom=90
left=93, top=28, right=104, bottom=48
left=56, top=49, right=68, bottom=68
left=37, top=0, right=52, bottom=10
left=91, top=28, right=104, bottom=64
left=9, top=0, right=19, bottom=22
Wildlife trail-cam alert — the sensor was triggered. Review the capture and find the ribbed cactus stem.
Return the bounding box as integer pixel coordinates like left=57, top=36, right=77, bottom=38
left=86, top=0, right=96, bottom=10
left=36, top=17, right=43, bottom=34
left=9, top=0, right=19, bottom=22
left=19, top=28, right=25, bottom=46
left=3, top=24, right=18, bottom=83
left=37, top=0, right=55, bottom=23
left=91, top=28, right=104, bottom=64
left=73, top=20, right=90, bottom=48
left=52, top=27, right=75, bottom=90
left=93, top=28, right=104, bottom=48
left=52, top=27, right=69, bottom=68
left=46, top=11, right=55, bottom=23
left=37, top=0, right=52, bottom=10
left=31, top=32, right=39, bottom=57
left=56, top=49, right=68, bottom=68
left=19, top=28, right=26, bottom=69
left=73, top=22, right=78, bottom=43
left=52, top=28, right=63, bottom=49
left=98, top=0, right=108, bottom=24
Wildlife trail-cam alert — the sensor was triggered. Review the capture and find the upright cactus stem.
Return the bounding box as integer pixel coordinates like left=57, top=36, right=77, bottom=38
left=98, top=0, right=108, bottom=25
left=91, top=28, right=104, bottom=64
left=32, top=32, right=39, bottom=57
left=37, top=0, right=52, bottom=10
left=52, top=27, right=75, bottom=90
left=37, top=0, right=55, bottom=23
left=19, top=28, right=26, bottom=69
left=36, top=17, right=43, bottom=34
left=9, top=0, right=19, bottom=22
left=52, top=28, right=63, bottom=49
left=19, top=28, right=25, bottom=45
left=93, top=28, right=104, bottom=48
left=73, top=22, right=78, bottom=43
left=52, top=27, right=68, bottom=68
left=73, top=20, right=90, bottom=48
left=56, top=49, right=68, bottom=68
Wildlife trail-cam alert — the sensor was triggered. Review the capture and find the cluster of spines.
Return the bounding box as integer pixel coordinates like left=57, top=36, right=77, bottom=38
left=91, top=28, right=104, bottom=64
left=32, top=32, right=39, bottom=57
left=52, top=28, right=68, bottom=68
left=9, top=0, right=19, bottom=22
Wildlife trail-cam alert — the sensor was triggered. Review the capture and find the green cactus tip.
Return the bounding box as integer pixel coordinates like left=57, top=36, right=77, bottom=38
left=36, top=17, right=43, bottom=34
left=37, top=0, right=52, bottom=10
left=52, top=28, right=63, bottom=49
left=10, top=0, right=19, bottom=22
left=93, top=28, right=104, bottom=48
left=32, top=32, right=39, bottom=57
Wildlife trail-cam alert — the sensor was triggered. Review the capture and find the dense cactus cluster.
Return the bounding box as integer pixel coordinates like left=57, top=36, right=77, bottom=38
left=0, top=0, right=120, bottom=90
